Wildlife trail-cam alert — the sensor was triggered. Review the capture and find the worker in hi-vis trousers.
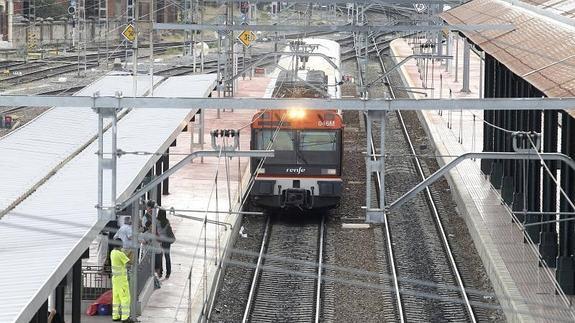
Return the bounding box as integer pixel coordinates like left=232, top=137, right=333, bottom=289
left=111, top=238, right=132, bottom=322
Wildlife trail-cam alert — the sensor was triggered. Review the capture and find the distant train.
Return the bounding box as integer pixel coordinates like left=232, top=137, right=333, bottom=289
left=249, top=38, right=344, bottom=210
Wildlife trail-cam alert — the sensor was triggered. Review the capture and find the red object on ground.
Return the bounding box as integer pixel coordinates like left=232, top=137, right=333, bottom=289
left=85, top=290, right=113, bottom=316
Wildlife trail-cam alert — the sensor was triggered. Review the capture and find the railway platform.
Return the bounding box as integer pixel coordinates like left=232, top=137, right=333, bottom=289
left=390, top=38, right=575, bottom=322
left=0, top=73, right=216, bottom=323
left=133, top=76, right=269, bottom=322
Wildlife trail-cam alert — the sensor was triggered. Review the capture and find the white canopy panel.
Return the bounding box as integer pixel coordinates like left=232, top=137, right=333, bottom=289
left=0, top=74, right=217, bottom=323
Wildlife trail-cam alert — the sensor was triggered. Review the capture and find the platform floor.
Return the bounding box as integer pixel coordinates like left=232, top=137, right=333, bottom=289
left=136, top=77, right=269, bottom=322
left=391, top=37, right=575, bottom=322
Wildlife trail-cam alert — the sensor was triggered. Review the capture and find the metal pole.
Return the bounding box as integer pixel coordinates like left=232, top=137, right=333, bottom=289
left=7, top=0, right=13, bottom=44
left=200, top=109, right=205, bottom=163
left=454, top=33, right=459, bottom=83
left=200, top=0, right=205, bottom=73
left=112, top=94, right=119, bottom=212
left=97, top=108, right=104, bottom=214
left=365, top=112, right=372, bottom=210
left=130, top=200, right=140, bottom=320
left=150, top=0, right=154, bottom=95
left=444, top=32, right=450, bottom=73
left=479, top=51, right=484, bottom=98
left=133, top=0, right=139, bottom=98
left=461, top=38, right=471, bottom=93
left=379, top=111, right=386, bottom=209
left=105, top=0, right=109, bottom=67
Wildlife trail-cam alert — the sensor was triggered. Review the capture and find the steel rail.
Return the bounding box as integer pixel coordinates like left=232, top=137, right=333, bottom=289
left=315, top=215, right=325, bottom=323
left=369, top=36, right=405, bottom=323
left=241, top=216, right=271, bottom=323
left=376, top=38, right=478, bottom=323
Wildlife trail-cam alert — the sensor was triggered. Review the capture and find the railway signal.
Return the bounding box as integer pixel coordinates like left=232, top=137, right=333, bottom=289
left=122, top=24, right=136, bottom=43
left=237, top=29, right=257, bottom=48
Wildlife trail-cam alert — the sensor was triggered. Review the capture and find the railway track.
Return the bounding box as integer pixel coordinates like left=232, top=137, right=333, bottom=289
left=0, top=41, right=182, bottom=86
left=363, top=36, right=480, bottom=321
left=242, top=215, right=325, bottom=323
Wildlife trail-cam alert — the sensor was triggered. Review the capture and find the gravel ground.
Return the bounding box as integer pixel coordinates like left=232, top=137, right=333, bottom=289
left=326, top=107, right=393, bottom=323
left=382, top=50, right=505, bottom=322
left=210, top=213, right=267, bottom=322
left=208, top=39, right=505, bottom=323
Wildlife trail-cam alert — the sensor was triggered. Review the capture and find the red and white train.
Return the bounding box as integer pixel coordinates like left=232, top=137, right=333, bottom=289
left=249, top=39, right=344, bottom=210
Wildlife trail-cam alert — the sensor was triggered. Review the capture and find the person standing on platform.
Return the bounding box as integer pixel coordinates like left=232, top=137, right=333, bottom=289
left=113, top=216, right=134, bottom=262
left=142, top=200, right=155, bottom=233
left=156, top=209, right=176, bottom=279
left=113, top=216, right=133, bottom=249
left=111, top=238, right=132, bottom=322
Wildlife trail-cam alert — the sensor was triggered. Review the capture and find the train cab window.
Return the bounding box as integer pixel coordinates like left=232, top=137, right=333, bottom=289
left=256, top=130, right=295, bottom=150
left=299, top=131, right=337, bottom=151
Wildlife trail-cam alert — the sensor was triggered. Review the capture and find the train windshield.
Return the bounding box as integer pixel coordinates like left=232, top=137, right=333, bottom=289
left=256, top=130, right=295, bottom=150
left=299, top=131, right=337, bottom=151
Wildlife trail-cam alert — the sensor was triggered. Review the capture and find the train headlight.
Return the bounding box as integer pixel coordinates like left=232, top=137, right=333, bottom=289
left=287, top=108, right=306, bottom=119
left=257, top=168, right=266, bottom=174
left=321, top=168, right=337, bottom=175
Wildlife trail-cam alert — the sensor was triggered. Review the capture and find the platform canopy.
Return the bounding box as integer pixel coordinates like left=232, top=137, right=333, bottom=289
left=441, top=0, right=575, bottom=116
left=0, top=74, right=216, bottom=323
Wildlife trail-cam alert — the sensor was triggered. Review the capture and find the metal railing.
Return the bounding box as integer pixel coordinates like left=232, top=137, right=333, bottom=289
left=81, top=265, right=112, bottom=300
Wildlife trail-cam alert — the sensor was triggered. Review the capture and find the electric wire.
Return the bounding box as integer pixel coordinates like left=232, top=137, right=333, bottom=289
left=3, top=210, right=575, bottom=320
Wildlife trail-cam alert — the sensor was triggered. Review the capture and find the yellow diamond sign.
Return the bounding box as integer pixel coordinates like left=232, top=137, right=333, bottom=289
left=122, top=24, right=136, bottom=42
left=237, top=30, right=257, bottom=48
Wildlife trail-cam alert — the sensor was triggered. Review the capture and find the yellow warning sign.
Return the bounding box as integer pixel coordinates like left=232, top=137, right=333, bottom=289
left=237, top=30, right=257, bottom=47
left=122, top=24, right=136, bottom=42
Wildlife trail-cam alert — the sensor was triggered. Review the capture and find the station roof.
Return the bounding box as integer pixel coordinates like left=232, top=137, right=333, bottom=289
left=521, top=0, right=575, bottom=19
left=0, top=74, right=217, bottom=323
left=0, top=73, right=161, bottom=217
left=440, top=0, right=575, bottom=110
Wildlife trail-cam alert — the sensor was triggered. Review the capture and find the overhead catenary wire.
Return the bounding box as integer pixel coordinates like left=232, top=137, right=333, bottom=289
left=3, top=211, right=575, bottom=321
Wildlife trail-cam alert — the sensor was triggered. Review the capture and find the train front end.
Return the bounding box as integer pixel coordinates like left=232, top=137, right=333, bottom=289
left=250, top=110, right=343, bottom=210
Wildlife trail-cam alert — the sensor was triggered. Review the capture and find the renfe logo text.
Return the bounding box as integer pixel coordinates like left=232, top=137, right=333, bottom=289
left=285, top=167, right=306, bottom=174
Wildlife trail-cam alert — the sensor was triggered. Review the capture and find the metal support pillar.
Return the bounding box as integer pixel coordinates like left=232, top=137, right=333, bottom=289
left=183, top=0, right=193, bottom=57
left=365, top=111, right=386, bottom=223
left=454, top=33, right=459, bottom=83
left=436, top=31, right=443, bottom=59
left=96, top=92, right=120, bottom=222
left=155, top=159, right=162, bottom=205
left=444, top=32, right=450, bottom=72
left=72, top=257, right=82, bottom=323
left=479, top=51, right=484, bottom=98
left=162, top=151, right=169, bottom=194
left=125, top=0, right=135, bottom=63
left=557, top=112, right=575, bottom=294
left=130, top=200, right=141, bottom=319
left=98, top=0, right=109, bottom=66
left=501, top=70, right=514, bottom=204
left=512, top=110, right=527, bottom=217
left=540, top=109, right=558, bottom=267
left=223, top=1, right=235, bottom=98
left=461, top=38, right=471, bottom=93
left=55, top=278, right=66, bottom=318
left=524, top=110, right=542, bottom=242
left=76, top=0, right=87, bottom=76
left=481, top=53, right=495, bottom=174
left=31, top=300, right=48, bottom=323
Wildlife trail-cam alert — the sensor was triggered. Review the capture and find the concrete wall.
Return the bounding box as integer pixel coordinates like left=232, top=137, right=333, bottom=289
left=12, top=19, right=124, bottom=49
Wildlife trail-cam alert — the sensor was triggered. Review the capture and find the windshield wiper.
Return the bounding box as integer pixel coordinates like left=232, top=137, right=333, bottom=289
left=289, top=133, right=309, bottom=165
